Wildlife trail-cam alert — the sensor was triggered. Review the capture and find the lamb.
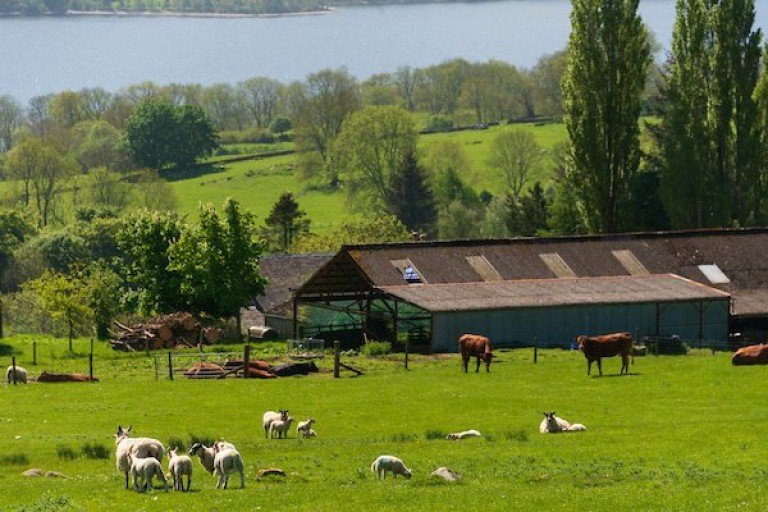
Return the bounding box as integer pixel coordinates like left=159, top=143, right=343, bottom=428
left=128, top=454, right=168, bottom=492
left=167, top=448, right=193, bottom=491
left=371, top=455, right=412, bottom=480
left=213, top=447, right=245, bottom=489
left=303, top=428, right=317, bottom=438
left=539, top=412, right=586, bottom=433
left=269, top=416, right=295, bottom=439
left=262, top=409, right=289, bottom=438
left=445, top=429, right=482, bottom=440
left=115, top=425, right=165, bottom=489
left=6, top=365, right=28, bottom=384
left=188, top=442, right=216, bottom=474
left=296, top=418, right=316, bottom=438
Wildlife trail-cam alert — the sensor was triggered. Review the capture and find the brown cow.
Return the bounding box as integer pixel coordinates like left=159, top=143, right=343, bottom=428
left=37, top=371, right=99, bottom=382
left=732, top=343, right=768, bottom=365
left=576, top=332, right=633, bottom=376
left=458, top=334, right=493, bottom=373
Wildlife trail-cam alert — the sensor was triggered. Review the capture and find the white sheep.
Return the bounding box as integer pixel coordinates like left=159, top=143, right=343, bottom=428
left=188, top=442, right=216, bottom=474
left=129, top=454, right=168, bottom=492
left=115, top=425, right=165, bottom=489
left=167, top=448, right=193, bottom=491
left=6, top=365, right=28, bottom=384
left=262, top=410, right=289, bottom=438
left=269, top=416, right=294, bottom=439
left=296, top=418, right=316, bottom=438
left=445, top=429, right=482, bottom=440
left=371, top=455, right=412, bottom=480
left=213, top=448, right=245, bottom=489
left=303, top=428, right=317, bottom=438
left=539, top=412, right=586, bottom=433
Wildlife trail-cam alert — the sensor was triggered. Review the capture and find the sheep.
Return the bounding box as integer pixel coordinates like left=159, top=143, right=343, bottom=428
left=371, top=455, right=412, bottom=480
left=188, top=442, right=216, bottom=474
left=6, top=365, right=28, bottom=384
left=128, top=454, right=168, bottom=492
left=539, top=412, right=586, bottom=433
left=445, top=429, right=482, bottom=440
left=262, top=409, right=288, bottom=438
left=269, top=416, right=294, bottom=439
left=167, top=448, right=193, bottom=491
left=115, top=425, right=165, bottom=489
left=296, top=418, right=316, bottom=438
left=303, top=428, right=317, bottom=438
left=213, top=448, right=245, bottom=489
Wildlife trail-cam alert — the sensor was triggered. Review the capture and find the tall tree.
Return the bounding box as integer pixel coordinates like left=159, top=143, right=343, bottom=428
left=262, top=192, right=311, bottom=253
left=387, top=148, right=437, bottom=235
left=660, top=0, right=762, bottom=228
left=26, top=269, right=91, bottom=352
left=563, top=0, right=651, bottom=233
left=0, top=95, right=22, bottom=152
left=487, top=129, right=544, bottom=198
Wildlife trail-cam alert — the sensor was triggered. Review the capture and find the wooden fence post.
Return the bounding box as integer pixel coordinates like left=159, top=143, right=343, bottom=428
left=32, top=341, right=37, bottom=366
left=168, top=352, right=174, bottom=381
left=533, top=337, right=538, bottom=364
left=89, top=353, right=94, bottom=382
left=243, top=344, right=251, bottom=379
left=334, top=341, right=340, bottom=379
left=10, top=356, right=16, bottom=385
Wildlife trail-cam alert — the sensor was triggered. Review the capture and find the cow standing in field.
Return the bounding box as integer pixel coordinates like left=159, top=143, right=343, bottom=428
left=732, top=343, right=768, bottom=365
left=458, top=334, right=493, bottom=373
left=576, top=332, right=633, bottom=376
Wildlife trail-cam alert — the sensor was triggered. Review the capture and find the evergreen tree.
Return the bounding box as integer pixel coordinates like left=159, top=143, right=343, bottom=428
left=563, top=0, right=651, bottom=233
left=387, top=149, right=437, bottom=235
left=263, top=192, right=311, bottom=253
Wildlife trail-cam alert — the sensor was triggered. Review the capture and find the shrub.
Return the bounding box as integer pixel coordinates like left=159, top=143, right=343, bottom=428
left=361, top=341, right=391, bottom=356
left=424, top=115, right=454, bottom=133
left=269, top=116, right=293, bottom=134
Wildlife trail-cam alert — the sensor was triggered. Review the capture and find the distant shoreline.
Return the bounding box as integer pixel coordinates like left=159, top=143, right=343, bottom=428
left=0, top=7, right=337, bottom=19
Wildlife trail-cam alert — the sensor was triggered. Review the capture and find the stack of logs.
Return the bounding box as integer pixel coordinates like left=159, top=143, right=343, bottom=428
left=109, top=312, right=222, bottom=351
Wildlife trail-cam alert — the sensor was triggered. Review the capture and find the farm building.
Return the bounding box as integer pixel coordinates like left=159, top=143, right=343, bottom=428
left=290, top=228, right=768, bottom=351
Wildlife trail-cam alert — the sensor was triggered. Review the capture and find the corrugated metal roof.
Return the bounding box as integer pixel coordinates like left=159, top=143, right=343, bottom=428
left=377, top=274, right=729, bottom=313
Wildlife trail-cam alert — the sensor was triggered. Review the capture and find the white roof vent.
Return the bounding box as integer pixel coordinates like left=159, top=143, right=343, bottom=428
left=698, top=264, right=730, bottom=284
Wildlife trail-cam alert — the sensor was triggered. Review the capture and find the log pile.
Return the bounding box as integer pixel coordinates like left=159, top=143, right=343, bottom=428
left=109, top=312, right=221, bottom=351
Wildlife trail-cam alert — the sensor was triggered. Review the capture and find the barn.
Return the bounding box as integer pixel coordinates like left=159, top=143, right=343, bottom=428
left=290, top=228, right=768, bottom=352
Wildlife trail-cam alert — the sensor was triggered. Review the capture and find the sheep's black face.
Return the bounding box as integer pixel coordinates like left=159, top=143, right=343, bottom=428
left=188, top=443, right=202, bottom=456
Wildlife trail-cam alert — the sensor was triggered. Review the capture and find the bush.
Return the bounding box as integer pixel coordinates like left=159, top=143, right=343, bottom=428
left=361, top=341, right=391, bottom=356
left=424, top=115, right=454, bottom=133
left=269, top=116, right=292, bottom=134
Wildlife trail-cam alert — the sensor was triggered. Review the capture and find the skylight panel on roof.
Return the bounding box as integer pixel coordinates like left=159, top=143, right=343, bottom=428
left=466, top=255, right=502, bottom=281
left=390, top=258, right=425, bottom=284
left=539, top=253, right=576, bottom=278
left=612, top=250, right=649, bottom=275
left=698, top=264, right=730, bottom=284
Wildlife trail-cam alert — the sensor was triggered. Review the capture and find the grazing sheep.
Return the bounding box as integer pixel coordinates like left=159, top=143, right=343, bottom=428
left=296, top=418, right=315, bottom=438
left=371, top=455, right=412, bottom=480
left=262, top=410, right=288, bottom=438
left=188, top=443, right=216, bottom=474
left=167, top=448, right=193, bottom=491
left=539, top=412, right=586, bottom=433
left=445, top=429, right=482, bottom=440
left=269, top=416, right=294, bottom=439
left=129, top=454, right=168, bottom=493
left=213, top=448, right=245, bottom=489
left=114, top=425, right=165, bottom=489
left=6, top=365, right=28, bottom=384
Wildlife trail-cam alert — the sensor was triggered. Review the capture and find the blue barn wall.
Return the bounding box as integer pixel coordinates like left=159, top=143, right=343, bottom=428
left=431, top=300, right=729, bottom=352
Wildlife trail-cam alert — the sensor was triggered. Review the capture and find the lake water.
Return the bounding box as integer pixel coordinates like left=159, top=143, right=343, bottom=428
left=2, top=0, right=768, bottom=104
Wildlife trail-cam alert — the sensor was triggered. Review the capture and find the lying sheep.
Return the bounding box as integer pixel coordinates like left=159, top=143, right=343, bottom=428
left=213, top=448, right=245, bottom=489
left=446, top=429, right=482, bottom=440
left=262, top=410, right=288, bottom=438
left=129, top=454, right=168, bottom=492
left=269, top=416, right=294, bottom=439
left=371, top=455, right=412, bottom=480
left=296, top=418, right=315, bottom=438
left=115, top=425, right=165, bottom=489
left=303, top=428, right=317, bottom=438
left=539, top=412, right=586, bottom=433
left=167, top=448, right=193, bottom=491
left=6, top=365, right=28, bottom=384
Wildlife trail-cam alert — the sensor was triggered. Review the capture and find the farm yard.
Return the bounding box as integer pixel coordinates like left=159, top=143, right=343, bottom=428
left=2, top=337, right=768, bottom=511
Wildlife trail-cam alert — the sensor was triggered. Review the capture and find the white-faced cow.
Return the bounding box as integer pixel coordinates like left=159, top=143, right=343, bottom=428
left=576, top=332, right=633, bottom=376
left=458, top=334, right=493, bottom=373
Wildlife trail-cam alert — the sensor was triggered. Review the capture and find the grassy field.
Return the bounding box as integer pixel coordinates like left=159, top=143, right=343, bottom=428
left=0, top=335, right=766, bottom=511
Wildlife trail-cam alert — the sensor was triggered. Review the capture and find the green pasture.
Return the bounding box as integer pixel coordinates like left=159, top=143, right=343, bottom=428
left=0, top=336, right=766, bottom=511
